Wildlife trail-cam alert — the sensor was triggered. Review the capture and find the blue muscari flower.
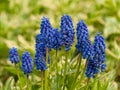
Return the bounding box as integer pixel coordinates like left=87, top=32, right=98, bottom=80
left=85, top=33, right=106, bottom=78
left=76, top=20, right=89, bottom=52
left=60, top=14, right=74, bottom=51
left=35, top=43, right=47, bottom=70
left=40, top=17, right=53, bottom=49
left=9, top=47, right=20, bottom=64
left=82, top=40, right=94, bottom=59
left=36, top=34, right=42, bottom=44
left=35, top=34, right=46, bottom=48
left=40, top=17, right=53, bottom=34
left=35, top=34, right=47, bottom=70
left=76, top=20, right=94, bottom=59
left=22, top=51, right=33, bottom=76
left=51, top=28, right=61, bottom=50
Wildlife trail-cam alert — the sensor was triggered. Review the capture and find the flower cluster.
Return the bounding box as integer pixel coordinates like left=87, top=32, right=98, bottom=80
left=9, top=47, right=20, bottom=64
left=76, top=20, right=94, bottom=59
left=40, top=17, right=53, bottom=49
left=40, top=17, right=53, bottom=35
left=22, top=51, right=33, bottom=76
left=35, top=35, right=47, bottom=70
left=60, top=15, right=74, bottom=51
left=82, top=40, right=94, bottom=59
left=85, top=33, right=106, bottom=78
left=9, top=14, right=106, bottom=80
left=35, top=17, right=60, bottom=71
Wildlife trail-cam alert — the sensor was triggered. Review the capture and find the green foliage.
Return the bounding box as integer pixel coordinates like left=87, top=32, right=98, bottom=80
left=0, top=0, right=120, bottom=90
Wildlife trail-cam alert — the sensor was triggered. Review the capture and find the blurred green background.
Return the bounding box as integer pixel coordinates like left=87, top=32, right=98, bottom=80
left=0, top=0, right=120, bottom=89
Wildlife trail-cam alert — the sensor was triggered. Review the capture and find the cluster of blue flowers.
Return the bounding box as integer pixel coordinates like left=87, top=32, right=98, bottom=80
left=9, top=47, right=20, bottom=64
left=9, top=14, right=106, bottom=79
left=40, top=17, right=53, bottom=49
left=85, top=33, right=106, bottom=78
left=35, top=34, right=47, bottom=70
left=75, top=20, right=106, bottom=78
left=76, top=20, right=94, bottom=59
left=35, top=15, right=74, bottom=70
left=60, top=15, right=74, bottom=51
left=9, top=47, right=33, bottom=77
left=22, top=51, right=33, bottom=76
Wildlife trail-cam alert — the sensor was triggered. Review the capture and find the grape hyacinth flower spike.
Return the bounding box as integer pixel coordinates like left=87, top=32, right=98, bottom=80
left=76, top=20, right=94, bottom=59
left=22, top=51, right=33, bottom=77
left=22, top=51, right=33, bottom=90
left=9, top=47, right=20, bottom=64
left=35, top=34, right=47, bottom=90
left=60, top=14, right=74, bottom=51
left=9, top=47, right=22, bottom=90
left=40, top=17, right=53, bottom=49
left=85, top=33, right=106, bottom=78
left=35, top=43, right=47, bottom=71
left=76, top=20, right=89, bottom=53
left=35, top=34, right=47, bottom=70
left=71, top=20, right=94, bottom=90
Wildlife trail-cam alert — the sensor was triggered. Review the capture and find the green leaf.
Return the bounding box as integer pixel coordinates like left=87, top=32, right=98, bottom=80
left=5, top=66, right=16, bottom=75
left=102, top=81, right=109, bottom=90
left=107, top=82, right=117, bottom=90
left=104, top=17, right=120, bottom=38
left=4, top=77, right=14, bottom=90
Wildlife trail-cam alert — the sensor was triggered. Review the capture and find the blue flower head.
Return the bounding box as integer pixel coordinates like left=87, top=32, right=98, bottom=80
left=81, top=40, right=94, bottom=59
left=60, top=14, right=74, bottom=51
left=40, top=17, right=53, bottom=34
left=35, top=34, right=46, bottom=48
left=35, top=34, right=48, bottom=70
left=76, top=20, right=89, bottom=52
left=9, top=47, right=20, bottom=64
left=85, top=33, right=106, bottom=78
left=40, top=17, right=53, bottom=49
left=35, top=43, right=47, bottom=71
left=51, top=28, right=61, bottom=50
left=76, top=20, right=94, bottom=59
left=22, top=51, right=33, bottom=76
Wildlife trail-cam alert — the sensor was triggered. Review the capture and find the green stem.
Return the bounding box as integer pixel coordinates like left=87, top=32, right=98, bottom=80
left=79, top=59, right=88, bottom=85
left=85, top=78, right=90, bottom=90
left=15, top=64, right=22, bottom=90
left=63, top=51, right=68, bottom=90
left=41, top=71, right=44, bottom=90
left=26, top=75, right=30, bottom=90
left=55, top=50, right=59, bottom=90
left=45, top=48, right=48, bottom=90
left=70, top=53, right=82, bottom=90
left=97, top=80, right=100, bottom=90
